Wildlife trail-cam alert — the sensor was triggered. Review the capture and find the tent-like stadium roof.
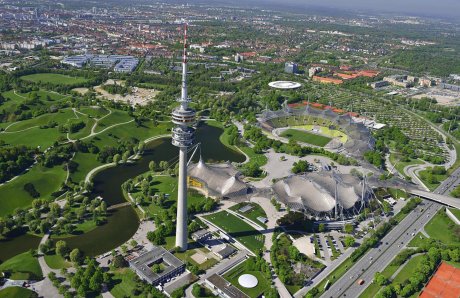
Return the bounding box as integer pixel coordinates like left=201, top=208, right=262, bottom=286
left=273, top=172, right=367, bottom=214
left=188, top=159, right=248, bottom=198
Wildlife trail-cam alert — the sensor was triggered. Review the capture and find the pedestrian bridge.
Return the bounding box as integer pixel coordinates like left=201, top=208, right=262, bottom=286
left=407, top=189, right=460, bottom=209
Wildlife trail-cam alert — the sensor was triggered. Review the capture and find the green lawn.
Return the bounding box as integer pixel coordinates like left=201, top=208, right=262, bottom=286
left=425, top=210, right=460, bottom=245
left=280, top=128, right=332, bottom=147
left=418, top=168, right=447, bottom=191
left=44, top=253, right=71, bottom=270
left=392, top=255, right=425, bottom=284
left=0, top=251, right=43, bottom=280
left=0, top=287, right=37, bottom=298
left=230, top=202, right=268, bottom=228
left=203, top=211, right=264, bottom=253
left=1, top=125, right=66, bottom=149
left=223, top=258, right=271, bottom=298
left=110, top=268, right=139, bottom=298
left=389, top=154, right=424, bottom=178
left=94, top=110, right=133, bottom=133
left=69, top=152, right=104, bottom=183
left=79, top=106, right=110, bottom=118
left=21, top=73, right=89, bottom=85
left=3, top=109, right=74, bottom=133
left=407, top=232, right=429, bottom=248
left=0, top=165, right=67, bottom=216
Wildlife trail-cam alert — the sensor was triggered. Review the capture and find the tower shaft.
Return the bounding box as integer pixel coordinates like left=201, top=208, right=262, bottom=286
left=172, top=23, right=195, bottom=251
left=176, top=147, right=188, bottom=250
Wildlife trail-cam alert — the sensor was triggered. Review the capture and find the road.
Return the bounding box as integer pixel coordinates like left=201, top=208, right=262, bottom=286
left=321, top=167, right=460, bottom=298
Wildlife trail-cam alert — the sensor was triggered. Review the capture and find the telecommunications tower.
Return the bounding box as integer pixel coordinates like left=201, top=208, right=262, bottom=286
left=171, top=23, right=195, bottom=251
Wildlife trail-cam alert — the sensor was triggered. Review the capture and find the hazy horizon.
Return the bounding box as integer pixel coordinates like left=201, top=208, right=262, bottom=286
left=218, top=0, right=460, bottom=19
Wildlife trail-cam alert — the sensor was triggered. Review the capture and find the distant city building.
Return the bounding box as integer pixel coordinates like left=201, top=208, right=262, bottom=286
left=129, top=246, right=185, bottom=286
left=284, top=62, right=298, bottom=74
left=61, top=54, right=139, bottom=72
left=419, top=78, right=434, bottom=87
left=449, top=74, right=460, bottom=81
left=439, top=83, right=460, bottom=92
left=308, top=67, right=322, bottom=77
left=383, top=75, right=413, bottom=88
left=370, top=80, right=390, bottom=89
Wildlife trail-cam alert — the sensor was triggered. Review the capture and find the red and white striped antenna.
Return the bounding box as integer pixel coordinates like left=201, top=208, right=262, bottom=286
left=180, top=22, right=189, bottom=105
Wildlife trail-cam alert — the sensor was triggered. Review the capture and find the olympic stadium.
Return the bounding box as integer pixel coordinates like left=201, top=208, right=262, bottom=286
left=259, top=104, right=375, bottom=158
left=273, top=172, right=371, bottom=220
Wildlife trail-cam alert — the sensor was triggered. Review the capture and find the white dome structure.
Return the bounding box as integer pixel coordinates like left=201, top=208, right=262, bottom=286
left=268, top=81, right=302, bottom=89
left=238, top=274, right=258, bottom=288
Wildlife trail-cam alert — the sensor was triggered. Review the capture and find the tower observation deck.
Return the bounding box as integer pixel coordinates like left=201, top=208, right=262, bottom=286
left=172, top=23, right=195, bottom=251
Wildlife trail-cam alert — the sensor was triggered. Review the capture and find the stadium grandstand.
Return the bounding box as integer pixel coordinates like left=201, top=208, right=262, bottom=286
left=259, top=102, right=375, bottom=158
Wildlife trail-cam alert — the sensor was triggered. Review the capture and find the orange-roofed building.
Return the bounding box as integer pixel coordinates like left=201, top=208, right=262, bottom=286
left=239, top=52, right=257, bottom=58
left=313, top=76, right=343, bottom=85
left=358, top=70, right=379, bottom=77
left=311, top=102, right=324, bottom=108
left=419, top=262, right=460, bottom=298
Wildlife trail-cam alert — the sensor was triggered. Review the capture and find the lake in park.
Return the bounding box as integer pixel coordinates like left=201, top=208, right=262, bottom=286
left=0, top=123, right=244, bottom=260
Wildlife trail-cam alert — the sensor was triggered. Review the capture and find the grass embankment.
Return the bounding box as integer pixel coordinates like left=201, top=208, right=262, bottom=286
left=424, top=210, right=460, bottom=245
left=204, top=211, right=264, bottom=253
left=109, top=268, right=138, bottom=298
left=0, top=165, right=67, bottom=216
left=208, top=120, right=268, bottom=167
left=93, top=110, right=133, bottom=133
left=0, top=287, right=37, bottom=298
left=392, top=255, right=425, bottom=284
left=222, top=258, right=271, bottom=298
left=0, top=251, right=43, bottom=280
left=280, top=128, right=332, bottom=147
left=44, top=253, right=71, bottom=270
left=359, top=263, right=400, bottom=297
left=229, top=202, right=268, bottom=228
left=389, top=154, right=424, bottom=178
left=21, top=73, right=89, bottom=85
left=418, top=168, right=447, bottom=191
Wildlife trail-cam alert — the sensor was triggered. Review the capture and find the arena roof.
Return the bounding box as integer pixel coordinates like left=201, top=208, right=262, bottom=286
left=188, top=159, right=248, bottom=198
left=268, top=81, right=302, bottom=89
left=273, top=172, right=368, bottom=214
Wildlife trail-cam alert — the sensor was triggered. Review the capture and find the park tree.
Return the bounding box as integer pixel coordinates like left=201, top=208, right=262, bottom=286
left=122, top=151, right=130, bottom=163
left=56, top=240, right=69, bottom=258
left=113, top=154, right=121, bottom=164
left=149, top=161, right=156, bottom=172
left=318, top=223, right=326, bottom=233
left=344, top=223, right=354, bottom=234
left=374, top=272, right=388, bottom=286
left=70, top=248, right=83, bottom=265
left=344, top=236, right=356, bottom=248
left=112, top=255, right=128, bottom=268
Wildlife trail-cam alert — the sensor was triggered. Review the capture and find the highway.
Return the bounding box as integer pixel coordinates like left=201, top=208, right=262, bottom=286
left=321, top=167, right=460, bottom=298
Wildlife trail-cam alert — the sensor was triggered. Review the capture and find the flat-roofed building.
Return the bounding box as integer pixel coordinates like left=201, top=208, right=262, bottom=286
left=129, top=246, right=185, bottom=286
left=205, top=274, right=249, bottom=298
